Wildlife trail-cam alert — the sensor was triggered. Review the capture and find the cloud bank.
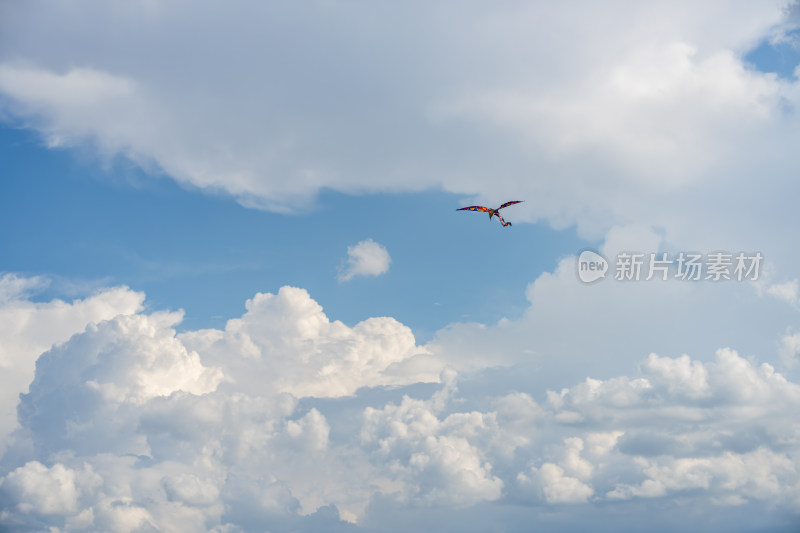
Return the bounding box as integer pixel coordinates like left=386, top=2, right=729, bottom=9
left=1, top=0, right=800, bottom=261
left=0, top=273, right=798, bottom=532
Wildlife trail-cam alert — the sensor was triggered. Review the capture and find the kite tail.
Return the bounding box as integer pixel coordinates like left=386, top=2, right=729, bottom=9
left=496, top=214, right=512, bottom=227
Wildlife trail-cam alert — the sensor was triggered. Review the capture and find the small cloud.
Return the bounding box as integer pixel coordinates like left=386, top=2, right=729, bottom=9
left=338, top=239, right=391, bottom=282
left=766, top=279, right=799, bottom=306
left=779, top=331, right=800, bottom=367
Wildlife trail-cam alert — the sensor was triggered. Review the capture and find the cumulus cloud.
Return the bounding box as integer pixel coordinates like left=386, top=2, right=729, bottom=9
left=427, top=230, right=800, bottom=394
left=0, top=461, right=99, bottom=516
left=537, top=463, right=594, bottom=504
left=179, top=286, right=439, bottom=397
left=360, top=393, right=504, bottom=507
left=640, top=353, right=711, bottom=400
left=0, top=273, right=144, bottom=455
left=16, top=310, right=224, bottom=460
left=0, top=283, right=445, bottom=530
left=286, top=408, right=331, bottom=454
left=607, top=447, right=799, bottom=504
left=338, top=239, right=392, bottom=283
left=0, top=278, right=799, bottom=531
left=508, top=348, right=800, bottom=514
left=8, top=231, right=795, bottom=531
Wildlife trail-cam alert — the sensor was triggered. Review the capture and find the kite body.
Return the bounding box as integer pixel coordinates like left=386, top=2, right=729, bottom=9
left=457, top=201, right=522, bottom=227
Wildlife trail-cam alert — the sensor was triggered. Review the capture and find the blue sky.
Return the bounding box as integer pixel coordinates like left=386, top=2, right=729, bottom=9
left=2, top=2, right=800, bottom=532
left=745, top=28, right=800, bottom=79
left=1, top=124, right=585, bottom=340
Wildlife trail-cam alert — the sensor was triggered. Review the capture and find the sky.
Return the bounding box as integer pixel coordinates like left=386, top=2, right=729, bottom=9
left=1, top=1, right=800, bottom=532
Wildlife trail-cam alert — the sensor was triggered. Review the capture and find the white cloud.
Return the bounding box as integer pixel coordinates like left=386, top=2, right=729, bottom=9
left=17, top=309, right=224, bottom=459
left=1, top=1, right=799, bottom=267
left=360, top=394, right=504, bottom=507
left=529, top=349, right=800, bottom=510
left=641, top=353, right=711, bottom=400
left=426, top=247, right=794, bottom=389
left=0, top=282, right=444, bottom=529
left=179, top=286, right=439, bottom=398
left=767, top=279, right=799, bottom=306
left=518, top=437, right=596, bottom=504
left=0, top=272, right=49, bottom=301
left=1, top=462, right=82, bottom=515
left=538, top=463, right=594, bottom=504
left=562, top=438, right=594, bottom=480
left=161, top=473, right=220, bottom=507
left=780, top=331, right=800, bottom=368
left=339, top=239, right=392, bottom=282
left=286, top=408, right=331, bottom=454
left=0, top=278, right=799, bottom=531
left=0, top=65, right=140, bottom=151
left=608, top=447, right=799, bottom=505
left=0, top=274, right=144, bottom=455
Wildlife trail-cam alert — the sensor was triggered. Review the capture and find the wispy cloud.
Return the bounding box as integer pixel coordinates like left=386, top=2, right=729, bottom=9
left=767, top=278, right=799, bottom=306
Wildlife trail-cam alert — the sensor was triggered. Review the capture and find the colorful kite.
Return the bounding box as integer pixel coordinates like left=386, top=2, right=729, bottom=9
left=457, top=201, right=523, bottom=227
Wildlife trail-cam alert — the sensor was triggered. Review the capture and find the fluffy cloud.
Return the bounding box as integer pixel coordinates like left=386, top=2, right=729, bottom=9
left=0, top=273, right=144, bottom=455
left=0, top=461, right=100, bottom=516
left=16, top=310, right=223, bottom=460
left=428, top=232, right=800, bottom=395
left=513, top=348, right=800, bottom=514
left=536, top=463, right=594, bottom=504
left=1, top=1, right=799, bottom=264
left=0, top=284, right=444, bottom=530
left=640, top=353, right=710, bottom=399
left=1, top=278, right=800, bottom=531
left=607, top=447, right=800, bottom=505
left=360, top=384, right=504, bottom=507
left=339, top=240, right=392, bottom=282
left=179, top=286, right=439, bottom=397
left=6, top=225, right=796, bottom=531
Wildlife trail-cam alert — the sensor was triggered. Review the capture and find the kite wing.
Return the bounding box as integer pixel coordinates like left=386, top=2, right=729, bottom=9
left=457, top=202, right=520, bottom=227
left=497, top=200, right=523, bottom=210
left=457, top=205, right=491, bottom=212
